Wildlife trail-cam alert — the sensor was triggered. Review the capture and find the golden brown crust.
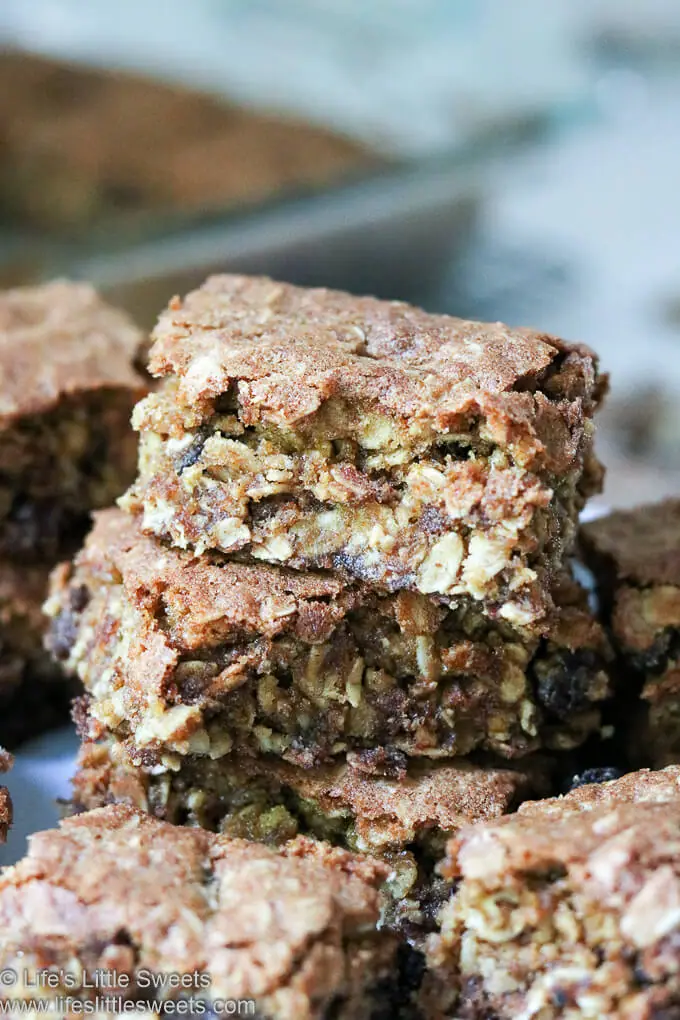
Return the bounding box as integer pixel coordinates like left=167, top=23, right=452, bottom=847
left=147, top=275, right=603, bottom=468
left=445, top=765, right=680, bottom=880
left=127, top=275, right=605, bottom=622
left=0, top=280, right=145, bottom=425
left=63, top=505, right=347, bottom=647
left=0, top=805, right=397, bottom=1019
left=262, top=755, right=549, bottom=843
left=71, top=735, right=550, bottom=849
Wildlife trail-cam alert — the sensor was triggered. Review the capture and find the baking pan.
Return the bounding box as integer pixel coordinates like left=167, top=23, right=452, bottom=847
left=60, top=116, right=551, bottom=327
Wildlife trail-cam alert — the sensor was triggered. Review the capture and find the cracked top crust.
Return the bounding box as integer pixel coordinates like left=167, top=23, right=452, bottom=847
left=0, top=748, right=12, bottom=842
left=581, top=499, right=680, bottom=588
left=442, top=766, right=680, bottom=885
left=0, top=280, right=145, bottom=425
left=148, top=274, right=603, bottom=447
left=0, top=805, right=392, bottom=1018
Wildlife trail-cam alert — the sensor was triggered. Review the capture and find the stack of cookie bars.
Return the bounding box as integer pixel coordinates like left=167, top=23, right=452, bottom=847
left=2, top=274, right=680, bottom=1017
left=43, top=275, right=610, bottom=934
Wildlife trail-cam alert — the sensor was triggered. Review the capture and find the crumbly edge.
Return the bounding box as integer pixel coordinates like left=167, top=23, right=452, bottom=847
left=0, top=388, right=141, bottom=559
left=70, top=735, right=477, bottom=942
left=47, top=545, right=611, bottom=765
left=125, top=366, right=602, bottom=622
left=429, top=867, right=680, bottom=1020
left=635, top=658, right=680, bottom=768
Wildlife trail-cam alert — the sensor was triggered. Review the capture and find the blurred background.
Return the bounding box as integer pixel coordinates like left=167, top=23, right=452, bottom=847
left=1, top=0, right=680, bottom=507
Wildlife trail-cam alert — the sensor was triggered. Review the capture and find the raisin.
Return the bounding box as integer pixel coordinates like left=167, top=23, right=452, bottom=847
left=175, top=426, right=210, bottom=473
left=396, top=944, right=426, bottom=992
left=69, top=583, right=90, bottom=612
left=535, top=650, right=600, bottom=719
left=347, top=746, right=408, bottom=779
left=630, top=629, right=680, bottom=675
left=48, top=609, right=78, bottom=660
left=567, top=766, right=623, bottom=791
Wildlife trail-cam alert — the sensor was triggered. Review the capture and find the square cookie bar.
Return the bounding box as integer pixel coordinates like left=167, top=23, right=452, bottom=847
left=71, top=734, right=551, bottom=940
left=0, top=805, right=404, bottom=1020
left=428, top=766, right=680, bottom=1019
left=47, top=510, right=611, bottom=766
left=0, top=748, right=11, bottom=842
left=581, top=499, right=680, bottom=766
left=123, top=275, right=606, bottom=627
left=0, top=280, right=145, bottom=559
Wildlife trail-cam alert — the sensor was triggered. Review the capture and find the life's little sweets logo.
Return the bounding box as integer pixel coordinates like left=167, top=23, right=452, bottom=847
left=20, top=968, right=211, bottom=991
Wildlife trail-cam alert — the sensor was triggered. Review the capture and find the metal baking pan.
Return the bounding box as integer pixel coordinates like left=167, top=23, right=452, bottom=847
left=0, top=153, right=476, bottom=321
left=69, top=160, right=477, bottom=328
left=40, top=116, right=551, bottom=327
left=0, top=113, right=552, bottom=332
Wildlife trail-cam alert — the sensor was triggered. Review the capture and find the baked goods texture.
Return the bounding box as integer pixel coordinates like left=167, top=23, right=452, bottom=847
left=0, top=280, right=146, bottom=559
left=46, top=509, right=612, bottom=765
left=71, top=733, right=551, bottom=940
left=581, top=499, right=680, bottom=767
left=0, top=804, right=404, bottom=1019
left=123, top=274, right=606, bottom=627
left=429, top=766, right=680, bottom=1018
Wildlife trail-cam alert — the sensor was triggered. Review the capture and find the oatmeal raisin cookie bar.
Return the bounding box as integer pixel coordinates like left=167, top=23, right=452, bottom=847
left=428, top=766, right=680, bottom=1018
left=71, top=733, right=550, bottom=940
left=0, top=279, right=145, bottom=559
left=0, top=805, right=404, bottom=1020
left=581, top=499, right=680, bottom=767
left=123, top=275, right=606, bottom=627
left=47, top=510, right=612, bottom=766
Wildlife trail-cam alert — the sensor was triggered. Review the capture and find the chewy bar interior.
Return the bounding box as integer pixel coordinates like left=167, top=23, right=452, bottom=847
left=581, top=499, right=680, bottom=767
left=0, top=748, right=11, bottom=842
left=46, top=509, right=611, bottom=767
left=0, top=559, right=75, bottom=748
left=0, top=280, right=146, bottom=560
left=72, top=735, right=551, bottom=939
left=428, top=766, right=680, bottom=1020
left=123, top=275, right=606, bottom=628
left=0, top=805, right=406, bottom=1020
